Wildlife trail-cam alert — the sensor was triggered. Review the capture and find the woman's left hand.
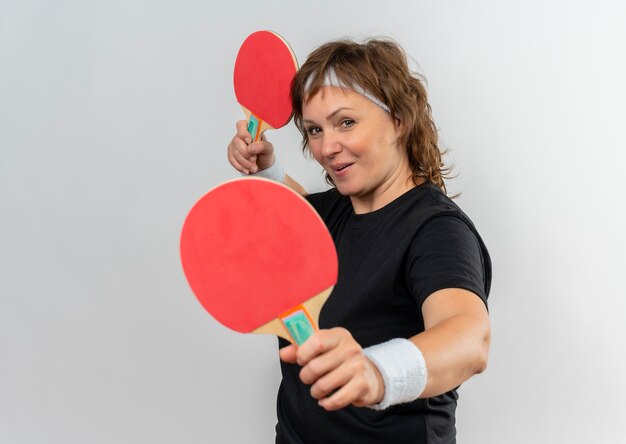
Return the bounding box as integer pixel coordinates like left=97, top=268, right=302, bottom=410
left=279, top=327, right=385, bottom=411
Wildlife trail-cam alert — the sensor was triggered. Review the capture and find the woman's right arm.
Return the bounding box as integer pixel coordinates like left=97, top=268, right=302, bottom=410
left=227, top=120, right=307, bottom=196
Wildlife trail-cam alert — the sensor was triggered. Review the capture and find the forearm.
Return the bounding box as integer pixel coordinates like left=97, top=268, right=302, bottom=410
left=410, top=312, right=490, bottom=398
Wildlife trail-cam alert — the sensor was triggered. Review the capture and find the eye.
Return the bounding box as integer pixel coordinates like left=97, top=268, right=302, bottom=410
left=306, top=126, right=321, bottom=136
left=340, top=119, right=355, bottom=128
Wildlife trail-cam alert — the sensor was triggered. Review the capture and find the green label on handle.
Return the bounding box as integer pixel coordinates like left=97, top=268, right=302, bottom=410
left=248, top=115, right=259, bottom=141
left=282, top=310, right=315, bottom=345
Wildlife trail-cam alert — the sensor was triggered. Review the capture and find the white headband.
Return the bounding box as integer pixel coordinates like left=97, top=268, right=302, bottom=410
left=304, top=67, right=391, bottom=113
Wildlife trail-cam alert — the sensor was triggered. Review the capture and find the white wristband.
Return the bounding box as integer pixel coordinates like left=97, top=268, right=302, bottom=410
left=243, top=159, right=285, bottom=183
left=362, top=338, right=427, bottom=410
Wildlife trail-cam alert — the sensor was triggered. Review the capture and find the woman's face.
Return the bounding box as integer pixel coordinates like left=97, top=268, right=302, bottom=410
left=302, top=86, right=412, bottom=212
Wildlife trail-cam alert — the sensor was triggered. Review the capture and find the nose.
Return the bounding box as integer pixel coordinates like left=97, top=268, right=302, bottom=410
left=320, top=131, right=342, bottom=158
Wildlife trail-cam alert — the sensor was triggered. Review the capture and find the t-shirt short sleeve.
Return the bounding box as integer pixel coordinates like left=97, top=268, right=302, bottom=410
left=406, top=215, right=489, bottom=309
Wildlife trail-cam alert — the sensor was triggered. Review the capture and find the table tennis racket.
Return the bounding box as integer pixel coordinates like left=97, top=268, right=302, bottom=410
left=180, top=178, right=337, bottom=345
left=233, top=30, right=298, bottom=142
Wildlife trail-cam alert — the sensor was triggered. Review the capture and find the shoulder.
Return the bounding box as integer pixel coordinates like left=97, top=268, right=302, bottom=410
left=305, top=188, right=351, bottom=220
left=414, top=183, right=465, bottom=219
left=403, top=184, right=482, bottom=239
left=405, top=184, right=492, bottom=304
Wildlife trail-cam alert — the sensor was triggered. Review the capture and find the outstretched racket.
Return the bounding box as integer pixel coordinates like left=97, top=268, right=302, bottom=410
left=180, top=178, right=337, bottom=345
left=233, top=30, right=298, bottom=142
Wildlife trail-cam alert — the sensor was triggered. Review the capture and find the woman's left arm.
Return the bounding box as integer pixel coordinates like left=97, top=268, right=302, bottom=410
left=279, top=287, right=489, bottom=411
left=411, top=287, right=490, bottom=398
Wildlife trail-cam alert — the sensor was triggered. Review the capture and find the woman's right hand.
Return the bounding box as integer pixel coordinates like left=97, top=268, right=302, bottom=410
left=227, top=120, right=276, bottom=175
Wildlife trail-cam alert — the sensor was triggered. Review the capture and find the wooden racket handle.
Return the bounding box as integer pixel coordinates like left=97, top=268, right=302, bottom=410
left=250, top=288, right=333, bottom=345
left=247, top=113, right=263, bottom=142
left=279, top=305, right=317, bottom=345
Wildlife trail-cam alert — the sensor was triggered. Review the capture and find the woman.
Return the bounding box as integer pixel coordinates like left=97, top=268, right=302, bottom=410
left=227, top=38, right=491, bottom=444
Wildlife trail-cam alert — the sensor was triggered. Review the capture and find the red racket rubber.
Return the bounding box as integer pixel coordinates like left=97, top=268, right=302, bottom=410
left=233, top=30, right=298, bottom=141
left=180, top=178, right=337, bottom=345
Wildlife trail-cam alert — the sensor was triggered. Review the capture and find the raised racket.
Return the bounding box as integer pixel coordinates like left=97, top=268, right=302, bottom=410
left=233, top=30, right=298, bottom=142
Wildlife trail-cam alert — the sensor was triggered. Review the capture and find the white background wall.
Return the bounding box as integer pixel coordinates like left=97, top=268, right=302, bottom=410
left=2, top=1, right=625, bottom=443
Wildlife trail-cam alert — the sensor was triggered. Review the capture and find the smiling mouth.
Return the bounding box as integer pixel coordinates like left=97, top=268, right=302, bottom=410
left=333, top=163, right=354, bottom=172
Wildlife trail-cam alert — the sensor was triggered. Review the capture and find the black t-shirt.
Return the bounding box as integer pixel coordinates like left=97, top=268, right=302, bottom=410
left=276, top=183, right=492, bottom=444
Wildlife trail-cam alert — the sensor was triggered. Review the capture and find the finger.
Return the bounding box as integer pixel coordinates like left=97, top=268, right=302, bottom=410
left=235, top=120, right=252, bottom=144
left=299, top=345, right=350, bottom=385
left=248, top=140, right=273, bottom=157
left=279, top=344, right=298, bottom=364
left=296, top=328, right=347, bottom=366
left=229, top=134, right=252, bottom=157
left=232, top=147, right=256, bottom=169
left=317, top=377, right=368, bottom=411
left=227, top=149, right=248, bottom=174
left=232, top=147, right=258, bottom=172
left=308, top=361, right=353, bottom=399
